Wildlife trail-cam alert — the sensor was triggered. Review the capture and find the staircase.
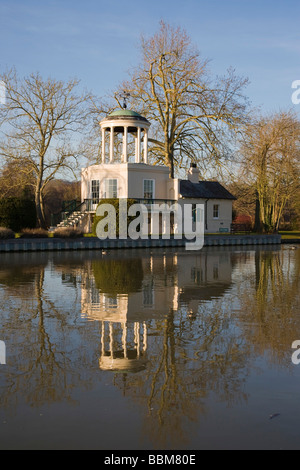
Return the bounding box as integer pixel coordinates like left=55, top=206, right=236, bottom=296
left=49, top=200, right=89, bottom=232
left=54, top=211, right=87, bottom=229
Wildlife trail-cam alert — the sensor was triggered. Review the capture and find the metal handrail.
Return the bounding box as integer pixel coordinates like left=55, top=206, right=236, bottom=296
left=51, top=199, right=87, bottom=226
left=84, top=198, right=177, bottom=210
left=51, top=198, right=178, bottom=226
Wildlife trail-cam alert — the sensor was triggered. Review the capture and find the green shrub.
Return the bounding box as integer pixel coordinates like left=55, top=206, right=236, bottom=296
left=0, top=227, right=15, bottom=239
left=53, top=227, right=84, bottom=238
left=0, top=197, right=36, bottom=232
left=92, top=198, right=138, bottom=237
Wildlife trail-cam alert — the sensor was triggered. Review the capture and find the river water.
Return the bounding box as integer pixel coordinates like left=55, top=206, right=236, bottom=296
left=0, top=245, right=299, bottom=450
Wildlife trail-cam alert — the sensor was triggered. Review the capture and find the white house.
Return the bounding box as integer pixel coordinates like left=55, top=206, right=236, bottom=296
left=79, top=108, right=236, bottom=234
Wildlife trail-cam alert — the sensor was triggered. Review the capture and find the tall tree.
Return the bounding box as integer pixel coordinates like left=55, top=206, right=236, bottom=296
left=0, top=69, right=90, bottom=228
left=0, top=160, right=35, bottom=199
left=238, top=110, right=300, bottom=233
left=111, top=21, right=250, bottom=178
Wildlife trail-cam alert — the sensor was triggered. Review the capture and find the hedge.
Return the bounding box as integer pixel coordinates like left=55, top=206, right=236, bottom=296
left=0, top=197, right=37, bottom=232
left=92, top=198, right=138, bottom=237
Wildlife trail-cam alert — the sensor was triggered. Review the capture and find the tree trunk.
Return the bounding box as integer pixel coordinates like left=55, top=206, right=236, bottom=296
left=169, top=156, right=174, bottom=179
left=254, top=190, right=263, bottom=233
left=165, top=138, right=175, bottom=179
left=35, top=184, right=46, bottom=229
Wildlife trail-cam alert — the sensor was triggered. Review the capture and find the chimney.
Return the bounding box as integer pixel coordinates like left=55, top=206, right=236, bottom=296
left=188, top=163, right=200, bottom=184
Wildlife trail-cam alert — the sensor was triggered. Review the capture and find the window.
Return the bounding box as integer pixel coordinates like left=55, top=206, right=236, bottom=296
left=107, top=296, right=118, bottom=309
left=104, top=179, right=118, bottom=198
left=213, top=264, right=219, bottom=280
left=144, top=179, right=154, bottom=199
left=191, top=267, right=203, bottom=285
left=192, top=203, right=196, bottom=223
left=143, top=280, right=154, bottom=307
left=213, top=204, right=219, bottom=219
left=91, top=180, right=100, bottom=204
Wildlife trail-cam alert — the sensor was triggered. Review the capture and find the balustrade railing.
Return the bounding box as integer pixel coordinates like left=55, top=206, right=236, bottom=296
left=50, top=198, right=178, bottom=227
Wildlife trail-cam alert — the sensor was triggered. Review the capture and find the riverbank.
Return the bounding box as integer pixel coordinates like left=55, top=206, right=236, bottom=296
left=0, top=234, right=285, bottom=253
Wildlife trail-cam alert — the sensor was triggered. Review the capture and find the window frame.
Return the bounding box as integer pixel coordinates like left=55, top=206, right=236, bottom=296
left=91, top=180, right=100, bottom=204
left=192, top=203, right=197, bottom=223
left=143, top=179, right=155, bottom=200
left=104, top=178, right=118, bottom=199
left=213, top=204, right=220, bottom=219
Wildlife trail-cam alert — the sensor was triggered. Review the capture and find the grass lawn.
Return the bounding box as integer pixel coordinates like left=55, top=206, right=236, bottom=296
left=279, top=231, right=300, bottom=239
left=9, top=229, right=300, bottom=241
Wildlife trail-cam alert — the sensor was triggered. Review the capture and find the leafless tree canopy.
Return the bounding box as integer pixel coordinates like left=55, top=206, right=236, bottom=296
left=238, top=110, right=300, bottom=232
left=0, top=69, right=91, bottom=227
left=111, top=21, right=250, bottom=178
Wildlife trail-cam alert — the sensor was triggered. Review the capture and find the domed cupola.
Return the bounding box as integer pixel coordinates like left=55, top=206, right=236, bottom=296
left=100, top=107, right=151, bottom=164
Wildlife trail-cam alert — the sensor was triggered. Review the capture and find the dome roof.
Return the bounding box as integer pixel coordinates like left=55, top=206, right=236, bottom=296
left=109, top=109, right=143, bottom=118
left=102, top=108, right=150, bottom=124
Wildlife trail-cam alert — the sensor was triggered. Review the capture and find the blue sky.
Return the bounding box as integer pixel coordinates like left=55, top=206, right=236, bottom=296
left=1, top=0, right=300, bottom=116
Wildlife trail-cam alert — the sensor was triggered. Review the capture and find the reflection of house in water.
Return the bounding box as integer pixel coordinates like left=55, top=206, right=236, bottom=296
left=177, top=249, right=234, bottom=313
left=81, top=253, right=179, bottom=373
left=81, top=254, right=179, bottom=322
left=80, top=249, right=235, bottom=372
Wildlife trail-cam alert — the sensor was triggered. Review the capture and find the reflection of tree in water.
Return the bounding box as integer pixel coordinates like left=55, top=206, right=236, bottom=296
left=0, top=255, right=48, bottom=293
left=92, top=258, right=143, bottom=295
left=112, top=300, right=250, bottom=448
left=1, top=248, right=298, bottom=448
left=0, top=265, right=100, bottom=412
left=87, top=249, right=251, bottom=448
left=236, top=248, right=300, bottom=368
left=106, top=249, right=300, bottom=448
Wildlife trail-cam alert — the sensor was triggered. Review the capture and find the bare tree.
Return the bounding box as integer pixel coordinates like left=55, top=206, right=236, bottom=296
left=0, top=69, right=91, bottom=228
left=109, top=21, right=249, bottom=178
left=238, top=110, right=300, bottom=233
left=0, top=160, right=35, bottom=199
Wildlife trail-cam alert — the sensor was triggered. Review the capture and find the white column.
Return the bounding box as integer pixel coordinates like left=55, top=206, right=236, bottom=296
left=110, top=127, right=114, bottom=163
left=134, top=322, right=140, bottom=358
left=101, top=321, right=105, bottom=356
left=122, top=322, right=127, bottom=358
left=109, top=322, right=113, bottom=357
left=123, top=126, right=128, bottom=163
left=137, top=127, right=141, bottom=163
left=143, top=322, right=147, bottom=353
left=135, top=133, right=138, bottom=163
left=143, top=129, right=148, bottom=164
left=102, top=128, right=106, bottom=163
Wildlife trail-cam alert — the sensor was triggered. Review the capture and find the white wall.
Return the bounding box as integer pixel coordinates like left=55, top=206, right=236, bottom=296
left=81, top=163, right=128, bottom=201
left=81, top=163, right=233, bottom=233
left=127, top=164, right=170, bottom=200
left=81, top=162, right=171, bottom=202
left=178, top=198, right=233, bottom=233
left=206, top=199, right=233, bottom=233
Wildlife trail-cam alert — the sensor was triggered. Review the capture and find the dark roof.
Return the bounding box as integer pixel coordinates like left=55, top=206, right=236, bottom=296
left=179, top=180, right=236, bottom=200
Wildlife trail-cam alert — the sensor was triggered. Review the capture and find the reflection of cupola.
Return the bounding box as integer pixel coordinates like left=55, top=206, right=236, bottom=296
left=100, top=109, right=151, bottom=164
left=99, top=321, right=148, bottom=373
